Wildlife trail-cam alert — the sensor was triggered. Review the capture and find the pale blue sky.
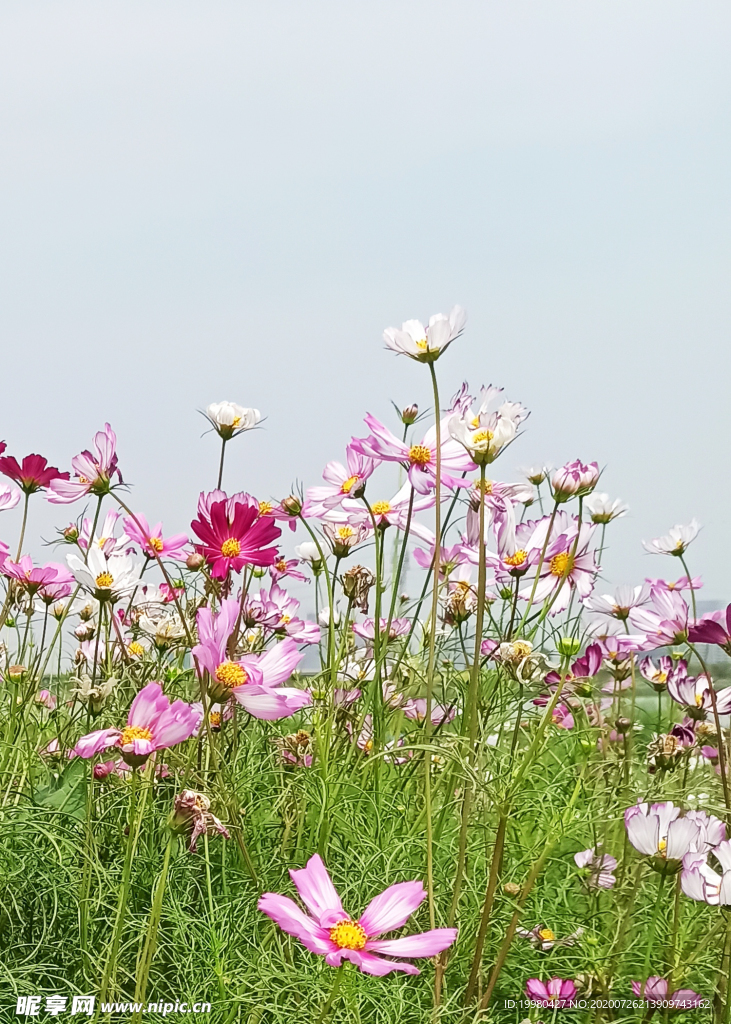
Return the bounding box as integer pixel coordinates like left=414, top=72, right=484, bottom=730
left=0, top=1, right=729, bottom=598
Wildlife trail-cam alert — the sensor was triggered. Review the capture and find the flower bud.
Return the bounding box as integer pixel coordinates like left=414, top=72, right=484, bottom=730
left=503, top=882, right=521, bottom=897
left=62, top=524, right=79, bottom=543
left=400, top=404, right=419, bottom=425
left=281, top=495, right=302, bottom=516
left=7, top=664, right=26, bottom=681
left=186, top=552, right=205, bottom=571
left=557, top=637, right=581, bottom=657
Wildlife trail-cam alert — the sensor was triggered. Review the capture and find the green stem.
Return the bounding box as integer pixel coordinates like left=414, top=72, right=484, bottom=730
left=316, top=967, right=344, bottom=1024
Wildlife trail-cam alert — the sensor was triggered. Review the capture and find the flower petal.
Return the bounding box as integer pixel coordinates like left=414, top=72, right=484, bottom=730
left=358, top=880, right=426, bottom=936
left=289, top=854, right=344, bottom=927
left=367, top=928, right=457, bottom=958
left=257, top=893, right=332, bottom=955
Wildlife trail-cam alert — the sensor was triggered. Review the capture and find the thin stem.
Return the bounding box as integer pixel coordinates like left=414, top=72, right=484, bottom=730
left=217, top=437, right=227, bottom=490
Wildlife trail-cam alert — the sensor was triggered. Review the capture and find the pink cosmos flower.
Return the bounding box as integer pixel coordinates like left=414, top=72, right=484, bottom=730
left=666, top=669, right=731, bottom=718
left=682, top=840, right=731, bottom=904
left=0, top=453, right=69, bottom=495
left=77, top=510, right=125, bottom=556
left=0, top=483, right=20, bottom=511
left=73, top=682, right=199, bottom=766
left=631, top=978, right=706, bottom=1007
left=352, top=618, right=410, bottom=642
left=638, top=654, right=675, bottom=689
left=413, top=537, right=467, bottom=578
left=48, top=424, right=121, bottom=503
left=630, top=586, right=690, bottom=646
left=171, top=789, right=230, bottom=853
left=160, top=581, right=185, bottom=603
left=525, top=978, right=577, bottom=1007
left=689, top=602, right=731, bottom=650
left=258, top=853, right=457, bottom=974
left=574, top=847, right=617, bottom=889
left=535, top=643, right=602, bottom=706
left=551, top=703, right=574, bottom=730
left=350, top=414, right=474, bottom=495
left=193, top=599, right=310, bottom=719
left=36, top=689, right=57, bottom=710
left=2, top=556, right=74, bottom=595
left=270, top=556, right=309, bottom=584
left=123, top=514, right=189, bottom=561
left=648, top=575, right=702, bottom=593
left=304, top=449, right=378, bottom=515
left=343, top=482, right=435, bottom=532
left=519, top=518, right=599, bottom=615
left=550, top=460, right=600, bottom=502
left=403, top=698, right=456, bottom=727
left=191, top=496, right=281, bottom=578
left=588, top=584, right=650, bottom=622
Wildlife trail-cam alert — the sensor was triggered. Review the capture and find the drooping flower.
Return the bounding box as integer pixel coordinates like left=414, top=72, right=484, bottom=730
left=631, top=978, right=706, bottom=1007
left=681, top=840, right=731, bottom=904
left=204, top=401, right=261, bottom=440
left=170, top=790, right=230, bottom=853
left=123, top=514, right=189, bottom=561
left=2, top=556, right=74, bottom=596
left=638, top=654, right=675, bottom=691
left=643, top=519, right=700, bottom=557
left=524, top=978, right=577, bottom=1007
left=258, top=852, right=457, bottom=974
left=573, top=847, right=617, bottom=889
left=383, top=305, right=466, bottom=363
left=0, top=453, right=69, bottom=495
left=73, top=681, right=199, bottom=766
left=584, top=493, right=628, bottom=524
left=191, top=496, right=281, bottom=578
left=689, top=602, right=731, bottom=651
left=67, top=546, right=142, bottom=602
left=48, top=424, right=121, bottom=504
left=36, top=689, right=57, bottom=711
left=350, top=415, right=474, bottom=495
left=550, top=461, right=600, bottom=502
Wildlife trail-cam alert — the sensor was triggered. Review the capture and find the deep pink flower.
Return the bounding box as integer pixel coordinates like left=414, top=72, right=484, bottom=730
left=551, top=703, right=574, bottom=730
left=48, top=424, right=121, bottom=504
left=123, top=514, right=189, bottom=561
left=689, top=602, right=731, bottom=650
left=258, top=853, right=457, bottom=975
left=350, top=414, right=474, bottom=495
left=0, top=453, right=69, bottom=495
left=525, top=978, right=577, bottom=1007
left=2, top=556, right=74, bottom=595
left=191, top=497, right=281, bottom=578
left=73, top=682, right=199, bottom=766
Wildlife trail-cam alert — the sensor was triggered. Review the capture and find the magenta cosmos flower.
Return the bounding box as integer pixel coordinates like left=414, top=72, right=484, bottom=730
left=73, top=682, right=199, bottom=766
left=191, top=496, right=280, bottom=578
left=525, top=978, right=577, bottom=1007
left=258, top=853, right=456, bottom=975
left=350, top=415, right=474, bottom=495
left=689, top=603, right=731, bottom=652
left=0, top=453, right=69, bottom=495
left=48, top=424, right=121, bottom=503
left=123, top=513, right=189, bottom=561
left=193, top=599, right=310, bottom=719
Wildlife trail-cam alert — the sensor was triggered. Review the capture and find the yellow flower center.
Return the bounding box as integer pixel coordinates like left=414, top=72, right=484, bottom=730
left=470, top=415, right=480, bottom=427
left=231, top=416, right=241, bottom=427
left=504, top=549, right=527, bottom=567
left=537, top=928, right=556, bottom=941
left=371, top=501, right=391, bottom=515
left=95, top=571, right=114, bottom=588
left=148, top=536, right=164, bottom=553
left=281, top=614, right=291, bottom=624
left=221, top=538, right=241, bottom=558
left=210, top=711, right=222, bottom=727
left=128, top=642, right=145, bottom=657
left=329, top=919, right=367, bottom=950
left=340, top=475, right=359, bottom=494
left=475, top=478, right=493, bottom=494
left=512, top=641, right=533, bottom=659
left=275, top=559, right=287, bottom=571
left=472, top=429, right=494, bottom=444
left=258, top=501, right=273, bottom=515
left=658, top=838, right=667, bottom=855
left=409, top=444, right=431, bottom=466
left=415, top=338, right=428, bottom=351
left=337, top=526, right=355, bottom=540
left=549, top=552, right=574, bottom=577
left=215, top=661, right=248, bottom=688
left=120, top=725, right=153, bottom=747
left=657, top=671, right=667, bottom=683
left=695, top=693, right=703, bottom=707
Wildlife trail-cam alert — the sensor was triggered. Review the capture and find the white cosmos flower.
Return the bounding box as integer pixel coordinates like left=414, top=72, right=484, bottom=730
left=449, top=412, right=516, bottom=465
left=0, top=483, right=21, bottom=511
left=138, top=610, right=186, bottom=648
left=295, top=542, right=322, bottom=564
left=205, top=401, right=261, bottom=440
left=643, top=518, right=700, bottom=556
left=585, top=493, right=629, bottom=524
left=67, top=546, right=143, bottom=602
left=383, top=306, right=466, bottom=363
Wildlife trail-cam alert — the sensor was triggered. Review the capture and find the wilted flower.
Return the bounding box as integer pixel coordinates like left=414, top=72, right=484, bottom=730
left=643, top=519, right=700, bottom=557
left=205, top=401, right=261, bottom=440
left=517, top=925, right=583, bottom=951
left=340, top=564, right=376, bottom=611
left=383, top=305, right=466, bottom=363
left=170, top=790, right=230, bottom=853
left=273, top=729, right=314, bottom=768
left=258, top=852, right=457, bottom=974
